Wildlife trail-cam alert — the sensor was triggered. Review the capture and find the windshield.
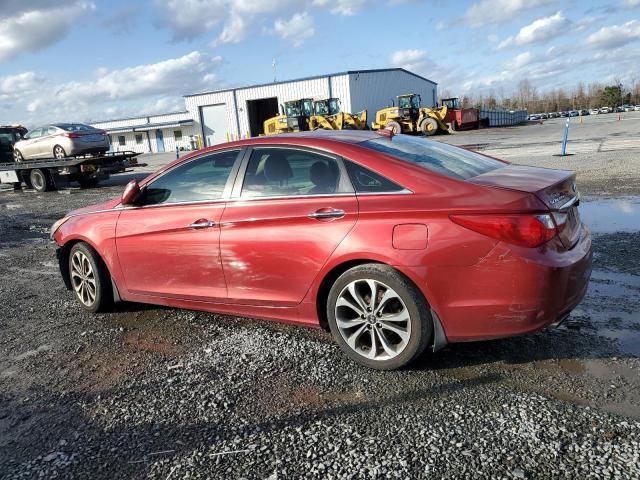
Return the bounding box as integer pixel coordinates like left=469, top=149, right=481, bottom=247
left=314, top=101, right=329, bottom=115
left=328, top=99, right=341, bottom=115
left=362, top=135, right=504, bottom=180
left=285, top=102, right=301, bottom=117
left=398, top=95, right=420, bottom=109
left=302, top=100, right=314, bottom=117
left=55, top=123, right=97, bottom=132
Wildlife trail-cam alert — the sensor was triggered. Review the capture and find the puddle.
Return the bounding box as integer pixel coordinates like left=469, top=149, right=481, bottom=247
left=579, top=197, right=640, bottom=233
left=578, top=270, right=640, bottom=357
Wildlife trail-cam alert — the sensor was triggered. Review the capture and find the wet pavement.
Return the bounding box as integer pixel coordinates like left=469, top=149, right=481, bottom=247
left=580, top=197, right=640, bottom=234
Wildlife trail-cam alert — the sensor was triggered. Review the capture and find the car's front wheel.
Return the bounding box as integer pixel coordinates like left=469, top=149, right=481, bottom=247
left=327, top=264, right=432, bottom=370
left=69, top=242, right=113, bottom=313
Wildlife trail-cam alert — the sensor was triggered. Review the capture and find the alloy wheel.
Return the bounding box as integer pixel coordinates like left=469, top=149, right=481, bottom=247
left=70, top=251, right=97, bottom=307
left=54, top=146, right=66, bottom=159
left=335, top=279, right=411, bottom=361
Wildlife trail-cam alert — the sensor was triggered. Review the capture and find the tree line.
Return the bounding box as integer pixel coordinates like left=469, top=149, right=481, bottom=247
left=441, top=79, right=640, bottom=113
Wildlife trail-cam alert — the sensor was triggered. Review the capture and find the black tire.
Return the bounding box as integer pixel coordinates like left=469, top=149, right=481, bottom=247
left=68, top=242, right=113, bottom=313
left=14, top=149, right=24, bottom=162
left=29, top=169, right=50, bottom=192
left=385, top=121, right=402, bottom=135
left=78, top=177, right=99, bottom=188
left=420, top=118, right=439, bottom=136
left=326, top=264, right=432, bottom=370
left=53, top=145, right=67, bottom=159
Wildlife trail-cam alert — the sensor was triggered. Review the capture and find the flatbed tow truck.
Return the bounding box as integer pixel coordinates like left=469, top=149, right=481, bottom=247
left=0, top=151, right=147, bottom=192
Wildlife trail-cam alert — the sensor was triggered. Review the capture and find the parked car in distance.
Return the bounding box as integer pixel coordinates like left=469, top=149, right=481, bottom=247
left=548, top=112, right=559, bottom=119
left=528, top=114, right=541, bottom=121
left=579, top=109, right=589, bottom=116
left=51, top=131, right=593, bottom=370
left=540, top=113, right=549, bottom=119
left=13, top=123, right=109, bottom=162
left=589, top=108, right=599, bottom=115
left=559, top=111, right=568, bottom=117
left=568, top=110, right=579, bottom=117
left=599, top=107, right=610, bottom=114
left=623, top=105, right=634, bottom=112
left=635, top=105, right=640, bottom=111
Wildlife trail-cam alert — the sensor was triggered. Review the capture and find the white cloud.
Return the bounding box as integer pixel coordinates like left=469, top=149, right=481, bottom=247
left=498, top=12, right=569, bottom=49
left=464, top=0, right=555, bottom=27
left=312, top=0, right=366, bottom=16
left=587, top=20, right=640, bottom=48
left=511, top=52, right=534, bottom=68
left=156, top=0, right=368, bottom=44
left=624, top=0, right=640, bottom=7
left=0, top=2, right=95, bottom=60
left=12, top=51, right=222, bottom=126
left=390, top=49, right=427, bottom=70
left=274, top=12, right=315, bottom=47
left=0, top=72, right=42, bottom=95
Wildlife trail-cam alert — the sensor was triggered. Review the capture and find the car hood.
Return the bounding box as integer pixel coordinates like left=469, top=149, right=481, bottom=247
left=67, top=198, right=120, bottom=217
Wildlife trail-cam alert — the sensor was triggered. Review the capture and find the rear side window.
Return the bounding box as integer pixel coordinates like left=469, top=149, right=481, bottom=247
left=344, top=161, right=404, bottom=193
left=241, top=148, right=349, bottom=198
left=362, top=135, right=504, bottom=180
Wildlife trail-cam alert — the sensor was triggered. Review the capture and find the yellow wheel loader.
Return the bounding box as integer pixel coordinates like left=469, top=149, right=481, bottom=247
left=309, top=98, right=368, bottom=131
left=371, top=94, right=449, bottom=136
left=263, top=98, right=314, bottom=135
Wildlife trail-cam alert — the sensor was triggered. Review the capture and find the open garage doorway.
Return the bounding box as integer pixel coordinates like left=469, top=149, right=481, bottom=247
left=247, top=97, right=279, bottom=137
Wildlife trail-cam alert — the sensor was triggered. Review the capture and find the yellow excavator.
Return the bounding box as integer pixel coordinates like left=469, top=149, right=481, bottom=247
left=371, top=93, right=448, bottom=136
left=309, top=98, right=368, bottom=130
left=263, top=98, right=314, bottom=135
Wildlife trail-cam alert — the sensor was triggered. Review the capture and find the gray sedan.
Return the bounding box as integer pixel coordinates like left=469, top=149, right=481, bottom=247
left=14, top=123, right=110, bottom=161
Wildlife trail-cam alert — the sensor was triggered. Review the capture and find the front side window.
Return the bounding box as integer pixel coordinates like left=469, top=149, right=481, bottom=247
left=138, top=149, right=240, bottom=206
left=241, top=148, right=347, bottom=198
left=362, top=135, right=504, bottom=180
left=27, top=128, right=42, bottom=139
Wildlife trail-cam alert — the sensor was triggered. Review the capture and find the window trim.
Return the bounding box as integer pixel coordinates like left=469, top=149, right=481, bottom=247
left=129, top=147, right=245, bottom=208
left=230, top=144, right=355, bottom=200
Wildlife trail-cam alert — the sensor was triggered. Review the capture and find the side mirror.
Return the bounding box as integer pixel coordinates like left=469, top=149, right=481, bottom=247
left=121, top=179, right=141, bottom=205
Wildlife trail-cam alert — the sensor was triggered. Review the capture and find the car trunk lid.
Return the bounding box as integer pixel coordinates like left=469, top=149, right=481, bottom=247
left=468, top=164, right=581, bottom=248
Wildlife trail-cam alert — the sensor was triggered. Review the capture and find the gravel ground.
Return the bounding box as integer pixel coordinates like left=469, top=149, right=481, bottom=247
left=1, top=142, right=640, bottom=478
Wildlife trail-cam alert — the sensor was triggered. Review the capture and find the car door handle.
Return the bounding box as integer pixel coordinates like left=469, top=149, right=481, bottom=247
left=307, top=209, right=346, bottom=220
left=188, top=219, right=216, bottom=229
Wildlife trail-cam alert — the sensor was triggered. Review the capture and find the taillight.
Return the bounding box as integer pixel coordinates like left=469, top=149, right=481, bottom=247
left=450, top=213, right=558, bottom=248
left=64, top=132, right=82, bottom=138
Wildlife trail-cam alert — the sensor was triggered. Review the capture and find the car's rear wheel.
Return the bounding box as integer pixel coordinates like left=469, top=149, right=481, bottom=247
left=53, top=145, right=67, bottom=159
left=14, top=149, right=24, bottom=162
left=327, top=264, right=432, bottom=370
left=69, top=242, right=113, bottom=313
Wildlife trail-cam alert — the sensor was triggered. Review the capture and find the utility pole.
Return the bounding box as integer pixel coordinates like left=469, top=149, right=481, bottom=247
left=272, top=58, right=277, bottom=83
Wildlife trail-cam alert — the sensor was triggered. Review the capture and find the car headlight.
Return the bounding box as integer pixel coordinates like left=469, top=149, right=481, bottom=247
left=50, top=217, right=70, bottom=240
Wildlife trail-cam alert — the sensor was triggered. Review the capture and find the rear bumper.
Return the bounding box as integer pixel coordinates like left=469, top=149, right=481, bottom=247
left=424, top=223, right=593, bottom=342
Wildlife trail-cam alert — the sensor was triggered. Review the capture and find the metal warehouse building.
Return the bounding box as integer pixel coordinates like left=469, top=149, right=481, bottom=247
left=185, top=68, right=437, bottom=146
left=91, top=68, right=437, bottom=152
left=91, top=111, right=196, bottom=154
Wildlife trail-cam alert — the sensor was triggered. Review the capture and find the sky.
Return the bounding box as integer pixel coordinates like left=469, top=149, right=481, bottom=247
left=1, top=0, right=639, bottom=126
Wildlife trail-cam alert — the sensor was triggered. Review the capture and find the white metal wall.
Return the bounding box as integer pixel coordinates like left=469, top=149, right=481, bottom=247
left=347, top=71, right=437, bottom=127
left=110, top=125, right=196, bottom=154
left=185, top=74, right=351, bottom=143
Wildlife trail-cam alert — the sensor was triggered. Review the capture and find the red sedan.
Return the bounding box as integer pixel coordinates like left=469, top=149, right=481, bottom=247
left=51, top=131, right=592, bottom=370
